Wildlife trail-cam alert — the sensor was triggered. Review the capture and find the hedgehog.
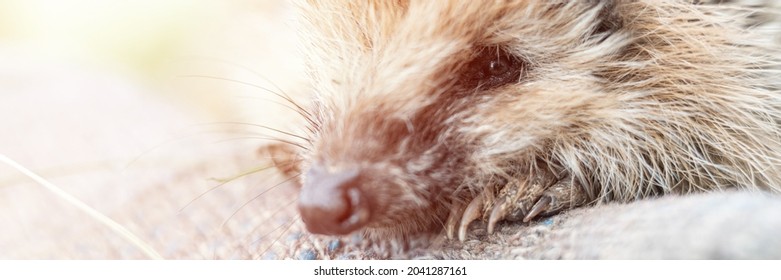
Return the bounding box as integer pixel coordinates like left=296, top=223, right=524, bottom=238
left=261, top=0, right=781, bottom=242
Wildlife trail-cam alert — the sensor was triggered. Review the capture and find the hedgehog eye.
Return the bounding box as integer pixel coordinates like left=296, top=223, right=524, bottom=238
left=487, top=59, right=510, bottom=75
left=457, top=47, right=526, bottom=91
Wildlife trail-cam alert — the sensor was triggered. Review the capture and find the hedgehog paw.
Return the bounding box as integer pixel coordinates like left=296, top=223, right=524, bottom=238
left=485, top=171, right=557, bottom=235
left=447, top=169, right=591, bottom=241
left=257, top=143, right=302, bottom=180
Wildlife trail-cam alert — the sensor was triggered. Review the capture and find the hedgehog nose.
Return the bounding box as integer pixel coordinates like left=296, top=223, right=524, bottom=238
left=298, top=164, right=371, bottom=235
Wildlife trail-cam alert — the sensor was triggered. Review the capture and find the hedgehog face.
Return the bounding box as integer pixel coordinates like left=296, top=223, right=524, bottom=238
left=293, top=0, right=781, bottom=239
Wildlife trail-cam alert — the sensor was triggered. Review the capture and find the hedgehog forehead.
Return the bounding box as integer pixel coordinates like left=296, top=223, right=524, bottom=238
left=302, top=1, right=612, bottom=84
left=303, top=2, right=536, bottom=115
left=302, top=0, right=530, bottom=44
left=302, top=1, right=612, bottom=48
left=302, top=0, right=619, bottom=128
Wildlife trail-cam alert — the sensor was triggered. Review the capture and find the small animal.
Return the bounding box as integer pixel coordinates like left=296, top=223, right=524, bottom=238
left=263, top=0, right=781, bottom=242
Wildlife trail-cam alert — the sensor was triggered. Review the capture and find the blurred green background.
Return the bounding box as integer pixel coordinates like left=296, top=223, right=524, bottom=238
left=0, top=0, right=304, bottom=118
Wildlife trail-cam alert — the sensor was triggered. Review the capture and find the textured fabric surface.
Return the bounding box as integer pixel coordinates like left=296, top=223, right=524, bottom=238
left=265, top=191, right=781, bottom=260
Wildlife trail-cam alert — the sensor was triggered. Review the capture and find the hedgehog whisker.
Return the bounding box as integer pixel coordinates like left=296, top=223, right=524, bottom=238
left=220, top=173, right=302, bottom=228
left=177, top=74, right=316, bottom=125
left=200, top=121, right=311, bottom=143
left=179, top=161, right=299, bottom=213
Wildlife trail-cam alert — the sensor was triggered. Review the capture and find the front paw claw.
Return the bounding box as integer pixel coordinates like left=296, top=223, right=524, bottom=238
left=523, top=195, right=552, bottom=223
left=449, top=168, right=592, bottom=240
left=487, top=180, right=525, bottom=234
left=524, top=177, right=591, bottom=222
left=457, top=194, right=485, bottom=241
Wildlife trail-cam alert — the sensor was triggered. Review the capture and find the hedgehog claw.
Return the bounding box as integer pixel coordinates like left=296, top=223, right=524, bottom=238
left=523, top=195, right=552, bottom=223
left=452, top=169, right=592, bottom=240
left=445, top=212, right=456, bottom=240
left=445, top=202, right=465, bottom=239
left=257, top=143, right=301, bottom=180
left=487, top=180, right=524, bottom=234
left=458, top=195, right=485, bottom=241
left=487, top=201, right=507, bottom=234
left=485, top=171, right=589, bottom=232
